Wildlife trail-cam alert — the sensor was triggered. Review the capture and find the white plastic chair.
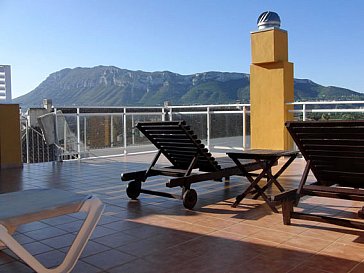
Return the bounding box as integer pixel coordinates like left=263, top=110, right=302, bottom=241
left=0, top=189, right=104, bottom=273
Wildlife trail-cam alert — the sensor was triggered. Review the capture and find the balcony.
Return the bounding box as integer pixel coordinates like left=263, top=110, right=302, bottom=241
left=2, top=101, right=364, bottom=272
left=1, top=153, right=364, bottom=272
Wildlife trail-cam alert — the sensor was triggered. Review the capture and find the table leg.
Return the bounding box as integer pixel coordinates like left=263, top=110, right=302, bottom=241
left=232, top=162, right=278, bottom=212
left=253, top=170, right=283, bottom=199
left=272, top=154, right=297, bottom=190
left=230, top=158, right=266, bottom=207
left=232, top=173, right=261, bottom=207
left=253, top=155, right=297, bottom=199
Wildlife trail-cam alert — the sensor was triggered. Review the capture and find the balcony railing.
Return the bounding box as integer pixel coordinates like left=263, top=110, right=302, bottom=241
left=289, top=101, right=364, bottom=121
left=21, top=100, right=364, bottom=163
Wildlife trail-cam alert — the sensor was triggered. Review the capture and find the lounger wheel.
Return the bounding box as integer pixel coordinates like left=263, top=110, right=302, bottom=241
left=126, top=181, right=141, bottom=199
left=183, top=189, right=197, bottom=210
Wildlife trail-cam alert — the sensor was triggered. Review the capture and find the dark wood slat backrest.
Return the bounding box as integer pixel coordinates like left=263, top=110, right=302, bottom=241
left=136, top=121, right=220, bottom=172
left=286, top=120, right=364, bottom=187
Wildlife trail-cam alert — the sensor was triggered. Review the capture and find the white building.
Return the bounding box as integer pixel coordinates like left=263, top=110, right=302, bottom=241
left=0, top=65, right=12, bottom=102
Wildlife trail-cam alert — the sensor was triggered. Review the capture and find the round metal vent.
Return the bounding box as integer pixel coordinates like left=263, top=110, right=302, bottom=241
left=257, top=11, right=281, bottom=30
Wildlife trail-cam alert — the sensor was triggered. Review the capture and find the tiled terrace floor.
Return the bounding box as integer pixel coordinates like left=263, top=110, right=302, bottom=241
left=1, top=153, right=364, bottom=273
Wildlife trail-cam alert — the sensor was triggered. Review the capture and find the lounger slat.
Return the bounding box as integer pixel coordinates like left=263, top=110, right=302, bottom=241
left=150, top=134, right=198, bottom=140
left=166, top=151, right=212, bottom=158
left=167, top=157, right=211, bottom=165
left=142, top=128, right=192, bottom=133
left=169, top=159, right=220, bottom=170
left=168, top=156, right=216, bottom=164
left=164, top=150, right=198, bottom=157
left=156, top=139, right=202, bottom=144
left=167, top=154, right=216, bottom=161
left=305, top=146, right=364, bottom=152
left=286, top=120, right=364, bottom=128
left=140, top=125, right=183, bottom=130
left=140, top=122, right=186, bottom=127
left=317, top=170, right=364, bottom=179
left=313, top=159, right=364, bottom=166
left=307, top=155, right=364, bottom=162
left=318, top=177, right=364, bottom=187
left=155, top=140, right=203, bottom=146
left=137, top=121, right=185, bottom=126
left=303, top=184, right=364, bottom=194
left=159, top=145, right=204, bottom=152
left=154, top=137, right=196, bottom=143
left=306, top=150, right=364, bottom=157
left=302, top=139, right=364, bottom=146
left=314, top=164, right=364, bottom=173
left=297, top=133, right=364, bottom=140
left=311, top=163, right=364, bottom=173
left=168, top=160, right=220, bottom=171
left=163, top=147, right=208, bottom=153
left=293, top=127, right=364, bottom=134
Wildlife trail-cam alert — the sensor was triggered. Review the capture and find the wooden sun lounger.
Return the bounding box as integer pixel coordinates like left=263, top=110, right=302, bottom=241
left=0, top=189, right=104, bottom=273
left=121, top=121, right=263, bottom=209
left=274, top=120, right=364, bottom=229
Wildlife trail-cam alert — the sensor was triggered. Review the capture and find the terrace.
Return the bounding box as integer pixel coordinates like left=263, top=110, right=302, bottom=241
left=1, top=148, right=364, bottom=272
left=3, top=11, right=364, bottom=272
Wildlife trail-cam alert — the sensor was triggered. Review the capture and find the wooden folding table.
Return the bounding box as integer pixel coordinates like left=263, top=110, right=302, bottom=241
left=227, top=149, right=298, bottom=212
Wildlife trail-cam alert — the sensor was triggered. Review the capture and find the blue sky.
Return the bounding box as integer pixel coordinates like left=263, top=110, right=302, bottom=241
left=2, top=0, right=364, bottom=98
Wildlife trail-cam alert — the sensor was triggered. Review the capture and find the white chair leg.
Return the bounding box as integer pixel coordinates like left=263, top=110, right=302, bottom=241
left=0, top=196, right=104, bottom=273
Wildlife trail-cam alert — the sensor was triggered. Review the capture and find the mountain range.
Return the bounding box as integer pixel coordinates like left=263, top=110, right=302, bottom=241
left=13, top=65, right=364, bottom=108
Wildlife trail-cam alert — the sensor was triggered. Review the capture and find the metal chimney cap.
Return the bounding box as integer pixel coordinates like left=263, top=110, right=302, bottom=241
left=257, top=11, right=281, bottom=30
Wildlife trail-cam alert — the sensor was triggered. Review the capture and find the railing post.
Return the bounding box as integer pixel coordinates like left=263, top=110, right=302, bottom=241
left=42, top=133, right=45, bottom=162
left=302, top=103, right=306, bottom=121
left=36, top=132, right=40, bottom=162
left=207, top=107, right=211, bottom=149
left=53, top=108, right=62, bottom=161
left=77, top=108, right=81, bottom=159
left=164, top=101, right=171, bottom=121
left=123, top=108, right=127, bottom=155
left=64, top=118, right=67, bottom=151
left=131, top=114, right=135, bottom=145
left=25, top=117, right=30, bottom=164
left=84, top=117, right=87, bottom=151
left=110, top=115, right=114, bottom=147
left=54, top=108, right=58, bottom=144
left=31, top=129, right=34, bottom=163
left=46, top=139, right=50, bottom=162
left=162, top=108, right=166, bottom=121
left=242, top=106, right=246, bottom=150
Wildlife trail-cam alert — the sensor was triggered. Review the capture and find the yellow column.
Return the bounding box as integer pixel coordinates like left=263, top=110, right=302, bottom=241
left=250, top=26, right=294, bottom=150
left=0, top=104, right=22, bottom=168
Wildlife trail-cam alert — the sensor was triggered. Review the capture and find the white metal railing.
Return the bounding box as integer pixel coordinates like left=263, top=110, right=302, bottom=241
left=288, top=101, right=364, bottom=121
left=22, top=100, right=364, bottom=162
left=50, top=104, right=250, bottom=160
left=22, top=121, right=52, bottom=163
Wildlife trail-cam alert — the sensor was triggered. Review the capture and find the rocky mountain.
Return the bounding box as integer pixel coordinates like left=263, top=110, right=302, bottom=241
left=13, top=66, right=364, bottom=108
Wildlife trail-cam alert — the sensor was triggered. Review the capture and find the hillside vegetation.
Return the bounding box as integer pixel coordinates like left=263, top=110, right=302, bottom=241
left=14, top=66, right=364, bottom=108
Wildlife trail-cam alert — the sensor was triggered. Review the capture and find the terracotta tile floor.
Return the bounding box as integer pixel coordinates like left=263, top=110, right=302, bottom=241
left=1, top=153, right=364, bottom=272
